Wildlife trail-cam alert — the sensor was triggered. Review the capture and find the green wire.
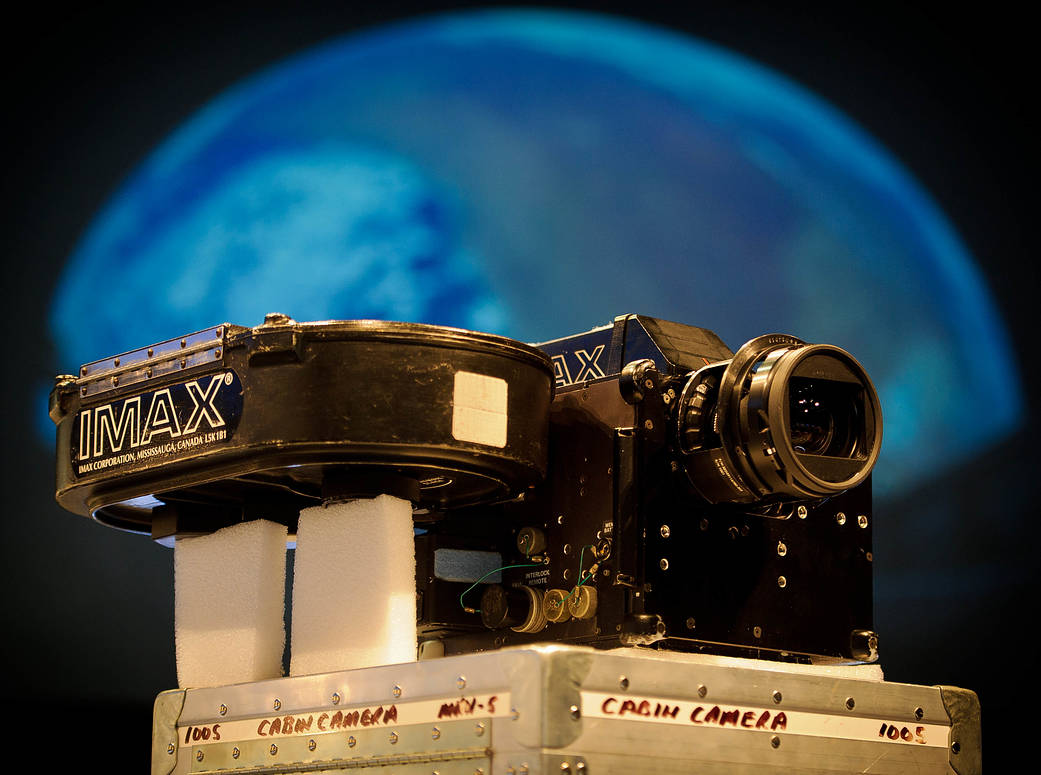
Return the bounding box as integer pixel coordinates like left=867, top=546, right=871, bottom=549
left=459, top=563, right=541, bottom=613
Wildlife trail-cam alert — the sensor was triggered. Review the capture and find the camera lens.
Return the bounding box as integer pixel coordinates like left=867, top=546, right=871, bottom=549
left=676, top=335, right=881, bottom=504
left=788, top=377, right=857, bottom=457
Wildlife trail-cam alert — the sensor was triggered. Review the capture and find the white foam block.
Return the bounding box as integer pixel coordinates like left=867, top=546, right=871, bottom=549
left=174, top=520, right=287, bottom=688
left=290, top=495, right=416, bottom=676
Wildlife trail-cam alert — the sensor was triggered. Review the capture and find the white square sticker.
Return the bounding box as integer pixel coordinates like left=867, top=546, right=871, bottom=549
left=452, top=371, right=508, bottom=448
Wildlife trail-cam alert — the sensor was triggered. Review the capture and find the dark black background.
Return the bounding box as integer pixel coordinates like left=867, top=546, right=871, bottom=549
left=2, top=2, right=1035, bottom=770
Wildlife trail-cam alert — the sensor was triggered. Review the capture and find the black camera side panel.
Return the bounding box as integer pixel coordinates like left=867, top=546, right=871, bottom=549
left=644, top=483, right=874, bottom=660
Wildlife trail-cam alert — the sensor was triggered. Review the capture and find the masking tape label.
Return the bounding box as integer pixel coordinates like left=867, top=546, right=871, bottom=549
left=452, top=371, right=508, bottom=448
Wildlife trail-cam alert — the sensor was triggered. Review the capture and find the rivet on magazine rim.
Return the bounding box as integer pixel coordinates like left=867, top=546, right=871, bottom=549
left=392, top=684, right=402, bottom=698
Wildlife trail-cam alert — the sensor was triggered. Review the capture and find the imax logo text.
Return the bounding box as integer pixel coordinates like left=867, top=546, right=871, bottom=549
left=77, top=373, right=228, bottom=461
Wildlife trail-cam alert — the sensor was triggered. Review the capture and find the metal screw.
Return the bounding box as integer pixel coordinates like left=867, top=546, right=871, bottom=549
left=577, top=763, right=587, bottom=773
left=644, top=378, right=654, bottom=389
left=563, top=543, right=572, bottom=556
left=167, top=744, right=175, bottom=755
left=560, top=764, right=571, bottom=773
left=773, top=691, right=782, bottom=704
left=771, top=735, right=781, bottom=748
left=308, top=739, right=317, bottom=751
left=753, top=626, right=763, bottom=638
left=644, top=419, right=654, bottom=430
left=700, top=518, right=709, bottom=531
left=511, top=707, right=521, bottom=720
left=390, top=731, right=399, bottom=744
left=214, top=348, right=222, bottom=358
left=777, top=575, right=787, bottom=588
left=570, top=704, right=581, bottom=720
left=457, top=675, right=467, bottom=690
left=845, top=697, right=856, bottom=710
left=219, top=704, right=228, bottom=716
left=216, top=327, right=224, bottom=338
left=475, top=722, right=486, bottom=736
left=148, top=348, right=154, bottom=357
left=392, top=684, right=402, bottom=698
left=347, top=735, right=357, bottom=748
left=697, top=684, right=707, bottom=698
left=797, top=505, right=808, bottom=519
left=659, top=558, right=669, bottom=570
left=232, top=747, right=240, bottom=759
left=866, top=551, right=874, bottom=562
left=113, top=358, right=120, bottom=367
left=858, top=514, right=869, bottom=528
left=685, top=617, right=696, bottom=630
left=777, top=541, right=787, bottom=557
left=273, top=698, right=281, bottom=710
left=196, top=751, right=204, bottom=762
left=432, top=726, right=441, bottom=740
left=836, top=512, right=847, bottom=526
left=181, top=338, right=187, bottom=348
left=332, top=692, right=341, bottom=705
left=270, top=743, right=278, bottom=756
left=619, top=675, right=629, bottom=690
left=915, top=707, right=924, bottom=720
left=660, top=525, right=671, bottom=538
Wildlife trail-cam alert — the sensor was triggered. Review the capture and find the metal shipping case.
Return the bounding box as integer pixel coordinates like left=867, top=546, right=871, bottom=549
left=152, top=645, right=980, bottom=774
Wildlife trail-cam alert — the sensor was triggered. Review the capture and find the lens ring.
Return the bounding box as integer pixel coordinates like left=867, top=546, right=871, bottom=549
left=715, top=334, right=805, bottom=498
left=757, top=345, right=882, bottom=497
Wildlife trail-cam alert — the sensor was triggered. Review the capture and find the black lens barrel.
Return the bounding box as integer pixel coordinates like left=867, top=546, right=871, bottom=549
left=677, top=335, right=882, bottom=504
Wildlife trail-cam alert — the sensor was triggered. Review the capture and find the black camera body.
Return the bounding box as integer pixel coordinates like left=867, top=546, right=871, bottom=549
left=50, top=313, right=881, bottom=665
left=416, top=314, right=881, bottom=664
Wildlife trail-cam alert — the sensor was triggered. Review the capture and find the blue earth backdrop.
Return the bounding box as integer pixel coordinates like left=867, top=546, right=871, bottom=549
left=50, top=10, right=1022, bottom=502
left=29, top=7, right=1030, bottom=757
